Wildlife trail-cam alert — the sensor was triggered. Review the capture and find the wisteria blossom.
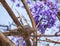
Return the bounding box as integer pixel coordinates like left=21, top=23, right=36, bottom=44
left=30, top=1, right=58, bottom=34
left=8, top=0, right=59, bottom=46
left=11, top=0, right=58, bottom=34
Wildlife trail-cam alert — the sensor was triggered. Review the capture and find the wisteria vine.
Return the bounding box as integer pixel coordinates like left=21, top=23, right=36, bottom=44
left=10, top=0, right=58, bottom=46
left=11, top=0, right=57, bottom=34
left=11, top=0, right=58, bottom=34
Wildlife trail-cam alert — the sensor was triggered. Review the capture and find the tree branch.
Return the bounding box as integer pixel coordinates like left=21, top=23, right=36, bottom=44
left=15, top=8, right=24, bottom=25
left=38, top=38, right=60, bottom=44
left=57, top=11, right=60, bottom=20
left=31, top=34, right=60, bottom=37
left=0, top=24, right=8, bottom=27
left=0, top=0, right=23, bottom=28
left=21, top=0, right=37, bottom=46
left=21, top=0, right=36, bottom=28
left=0, top=31, right=15, bottom=46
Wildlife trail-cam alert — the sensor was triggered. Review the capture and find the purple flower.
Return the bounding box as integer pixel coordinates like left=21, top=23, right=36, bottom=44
left=16, top=3, right=20, bottom=7
left=23, top=42, right=26, bottom=46
left=11, top=0, right=15, bottom=2
left=26, top=0, right=31, bottom=4
left=30, top=1, right=58, bottom=34
left=38, top=24, right=45, bottom=34
left=34, top=16, right=40, bottom=25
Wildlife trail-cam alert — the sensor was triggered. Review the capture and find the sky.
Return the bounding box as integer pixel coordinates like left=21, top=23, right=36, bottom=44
left=0, top=0, right=60, bottom=46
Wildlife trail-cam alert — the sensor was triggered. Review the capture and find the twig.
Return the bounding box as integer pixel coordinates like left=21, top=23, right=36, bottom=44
left=0, top=31, right=15, bottom=46
left=21, top=15, right=30, bottom=26
left=0, top=0, right=32, bottom=46
left=3, top=26, right=23, bottom=36
left=31, top=34, right=60, bottom=37
left=3, top=25, right=35, bottom=36
left=21, top=0, right=37, bottom=46
left=0, top=0, right=23, bottom=28
left=57, top=11, right=60, bottom=20
left=21, top=0, right=36, bottom=28
left=15, top=8, right=23, bottom=25
left=38, top=39, right=60, bottom=44
left=3, top=30, right=60, bottom=37
left=0, top=24, right=8, bottom=27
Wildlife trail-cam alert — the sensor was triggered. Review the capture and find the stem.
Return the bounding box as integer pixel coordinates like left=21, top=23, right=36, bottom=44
left=31, top=34, right=60, bottom=37
left=15, top=8, right=24, bottom=25
left=0, top=32, right=15, bottom=46
left=25, top=38, right=31, bottom=46
left=0, top=0, right=23, bottom=28
left=38, top=38, right=60, bottom=44
left=57, top=11, right=60, bottom=20
left=21, top=0, right=37, bottom=46
left=21, top=0, right=36, bottom=28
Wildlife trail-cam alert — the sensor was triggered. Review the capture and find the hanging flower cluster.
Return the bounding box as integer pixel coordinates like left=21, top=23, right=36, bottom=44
left=10, top=0, right=58, bottom=34
left=9, top=0, right=59, bottom=46
left=30, top=1, right=58, bottom=34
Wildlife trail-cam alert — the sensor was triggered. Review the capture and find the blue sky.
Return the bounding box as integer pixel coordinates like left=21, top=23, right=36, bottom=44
left=0, top=0, right=60, bottom=46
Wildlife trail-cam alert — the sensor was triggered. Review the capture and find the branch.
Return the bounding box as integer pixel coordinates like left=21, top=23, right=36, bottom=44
left=0, top=24, right=8, bottom=27
left=38, top=38, right=60, bottom=44
left=0, top=0, right=32, bottom=46
left=21, top=1, right=37, bottom=46
left=57, top=11, right=60, bottom=20
left=0, top=0, right=23, bottom=28
left=3, top=26, right=23, bottom=36
left=3, top=25, right=35, bottom=36
left=21, top=0, right=36, bottom=28
left=15, top=8, right=24, bottom=25
left=0, top=31, right=15, bottom=46
left=21, top=15, right=30, bottom=26
left=3, top=30, right=60, bottom=37
left=31, top=34, right=60, bottom=37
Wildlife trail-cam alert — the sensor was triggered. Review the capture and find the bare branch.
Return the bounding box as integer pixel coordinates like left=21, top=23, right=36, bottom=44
left=31, top=34, right=60, bottom=37
left=57, top=11, right=60, bottom=20
left=0, top=24, right=8, bottom=27
left=38, top=39, right=60, bottom=44
left=0, top=31, right=15, bottom=46
left=15, top=8, right=23, bottom=25
left=21, top=15, right=30, bottom=26
left=21, top=0, right=36, bottom=28
left=3, top=30, right=60, bottom=37
left=3, top=25, right=35, bottom=36
left=21, top=0, right=37, bottom=46
left=0, top=0, right=23, bottom=28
